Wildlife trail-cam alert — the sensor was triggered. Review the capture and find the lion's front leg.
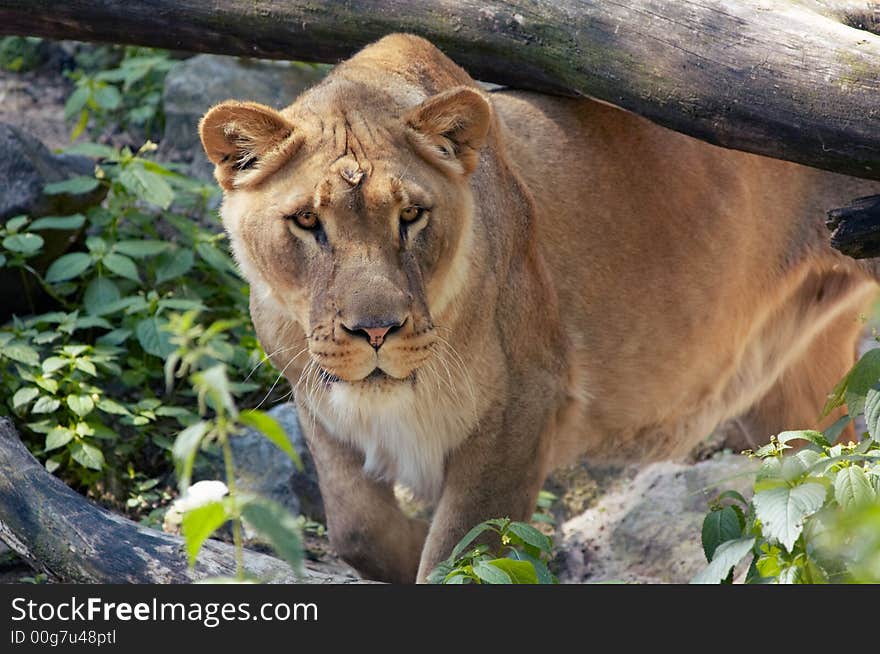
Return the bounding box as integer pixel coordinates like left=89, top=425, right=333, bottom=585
left=299, top=409, right=428, bottom=583
left=416, top=401, right=551, bottom=583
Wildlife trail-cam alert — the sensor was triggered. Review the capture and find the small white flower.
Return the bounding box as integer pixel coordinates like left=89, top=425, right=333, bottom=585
left=163, top=480, right=229, bottom=534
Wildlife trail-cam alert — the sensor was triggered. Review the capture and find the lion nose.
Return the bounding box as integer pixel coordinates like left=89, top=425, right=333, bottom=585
left=342, top=318, right=407, bottom=350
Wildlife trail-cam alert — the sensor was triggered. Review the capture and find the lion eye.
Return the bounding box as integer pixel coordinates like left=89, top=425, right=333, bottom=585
left=400, top=206, right=425, bottom=223
left=290, top=211, right=320, bottom=230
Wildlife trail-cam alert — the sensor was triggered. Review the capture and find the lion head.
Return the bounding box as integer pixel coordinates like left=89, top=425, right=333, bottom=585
left=199, top=38, right=492, bottom=416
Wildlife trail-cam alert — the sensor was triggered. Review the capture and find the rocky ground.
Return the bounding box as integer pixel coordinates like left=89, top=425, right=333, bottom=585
left=0, top=45, right=870, bottom=585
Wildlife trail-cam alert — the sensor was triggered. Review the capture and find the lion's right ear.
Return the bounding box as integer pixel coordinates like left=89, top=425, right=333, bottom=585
left=199, top=101, right=300, bottom=190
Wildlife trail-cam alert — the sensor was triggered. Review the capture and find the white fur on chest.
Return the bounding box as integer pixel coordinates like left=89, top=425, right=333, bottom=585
left=306, top=379, right=475, bottom=501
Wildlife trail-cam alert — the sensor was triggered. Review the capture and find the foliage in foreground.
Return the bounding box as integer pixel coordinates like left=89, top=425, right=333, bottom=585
left=694, top=346, right=880, bottom=584
left=428, top=518, right=557, bottom=584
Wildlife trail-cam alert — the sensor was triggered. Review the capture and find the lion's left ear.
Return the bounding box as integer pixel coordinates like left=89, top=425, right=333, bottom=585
left=199, top=101, right=300, bottom=190
left=404, top=86, right=491, bottom=176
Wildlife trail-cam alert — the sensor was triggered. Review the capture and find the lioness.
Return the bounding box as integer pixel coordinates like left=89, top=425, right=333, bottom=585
left=200, top=34, right=879, bottom=582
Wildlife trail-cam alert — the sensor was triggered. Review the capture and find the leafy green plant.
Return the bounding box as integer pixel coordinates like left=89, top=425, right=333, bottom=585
left=65, top=47, right=174, bottom=140
left=694, top=346, right=880, bottom=584
left=0, top=140, right=280, bottom=503
left=428, top=518, right=557, bottom=584
left=167, top=351, right=305, bottom=581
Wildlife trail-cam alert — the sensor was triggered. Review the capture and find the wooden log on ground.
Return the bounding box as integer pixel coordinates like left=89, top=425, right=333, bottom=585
left=0, top=418, right=358, bottom=584
left=827, top=195, right=880, bottom=259
left=1, top=1, right=880, bottom=180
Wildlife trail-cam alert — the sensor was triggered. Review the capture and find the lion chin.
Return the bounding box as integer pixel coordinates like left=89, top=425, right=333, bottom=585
left=202, top=32, right=880, bottom=582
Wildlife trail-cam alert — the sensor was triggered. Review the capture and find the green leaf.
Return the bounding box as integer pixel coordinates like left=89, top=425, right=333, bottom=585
left=41, top=356, right=68, bottom=374
left=192, top=364, right=237, bottom=416
left=83, top=277, right=120, bottom=315
left=154, top=249, right=194, bottom=284
left=1, top=343, right=40, bottom=366
left=118, top=166, right=174, bottom=210
left=182, top=501, right=229, bottom=566
left=63, top=142, right=118, bottom=159
left=66, top=394, right=95, bottom=418
left=505, top=522, right=552, bottom=553
left=238, top=410, right=302, bottom=470
left=96, top=328, right=131, bottom=346
left=28, top=214, right=86, bottom=231
left=44, top=176, right=99, bottom=195
left=834, top=466, right=875, bottom=510
left=45, top=426, right=74, bottom=451
left=690, top=537, right=755, bottom=584
left=752, top=483, right=827, bottom=551
left=135, top=317, right=174, bottom=358
left=31, top=396, right=60, bottom=414
left=451, top=521, right=496, bottom=560
left=866, top=389, right=880, bottom=441
left=172, top=420, right=209, bottom=490
left=113, top=239, right=170, bottom=258
left=64, top=85, right=89, bottom=119
left=836, top=349, right=880, bottom=417
left=508, top=549, right=555, bottom=584
left=701, top=506, right=744, bottom=562
left=6, top=215, right=28, bottom=233
left=484, top=558, right=539, bottom=584
left=472, top=560, right=512, bottom=584
left=45, top=252, right=92, bottom=283
left=239, top=496, right=304, bottom=575
left=3, top=233, right=44, bottom=254
left=824, top=415, right=853, bottom=444
left=96, top=397, right=129, bottom=416
left=102, top=252, right=140, bottom=282
left=70, top=441, right=104, bottom=470
left=11, top=386, right=39, bottom=409
left=93, top=84, right=121, bottom=110
left=196, top=242, right=239, bottom=277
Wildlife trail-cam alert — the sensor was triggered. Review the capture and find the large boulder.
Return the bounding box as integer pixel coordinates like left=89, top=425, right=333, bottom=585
left=161, top=55, right=328, bottom=181
left=558, top=453, right=758, bottom=584
left=220, top=401, right=324, bottom=523
left=0, top=123, right=105, bottom=320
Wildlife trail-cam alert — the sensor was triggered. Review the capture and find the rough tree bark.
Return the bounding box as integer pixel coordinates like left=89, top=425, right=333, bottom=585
left=1, top=0, right=880, bottom=180
left=0, top=418, right=358, bottom=583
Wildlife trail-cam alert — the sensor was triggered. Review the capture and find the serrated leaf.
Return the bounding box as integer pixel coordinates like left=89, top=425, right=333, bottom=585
left=508, top=549, right=554, bottom=584
left=834, top=466, right=875, bottom=510
left=102, top=252, right=140, bottom=282
left=1, top=343, right=40, bottom=366
left=866, top=389, right=880, bottom=441
left=41, top=357, right=68, bottom=374
left=505, top=522, right=552, bottom=553
left=472, top=560, right=512, bottom=584
left=238, top=410, right=302, bottom=470
left=239, top=496, right=304, bottom=575
left=154, top=249, right=194, bottom=284
left=31, top=396, right=61, bottom=414
left=172, top=420, right=209, bottom=490
left=45, top=252, right=92, bottom=283
left=83, top=277, right=120, bottom=315
left=96, top=397, right=129, bottom=415
left=11, top=387, right=39, bottom=409
left=66, top=394, right=95, bottom=418
left=45, top=426, right=74, bottom=451
left=483, top=558, right=538, bottom=584
left=3, top=233, right=44, bottom=254
left=691, top=537, right=756, bottom=584
left=135, top=317, right=174, bottom=358
left=28, top=214, right=86, bottom=231
left=701, top=506, right=744, bottom=562
left=182, top=501, right=228, bottom=566
left=113, top=239, right=169, bottom=258
left=451, top=522, right=496, bottom=559
left=118, top=166, right=174, bottom=210
left=752, top=483, right=826, bottom=551
left=70, top=441, right=104, bottom=470
left=44, top=176, right=99, bottom=195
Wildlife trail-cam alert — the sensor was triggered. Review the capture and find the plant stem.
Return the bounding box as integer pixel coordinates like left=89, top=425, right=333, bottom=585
left=219, top=417, right=244, bottom=580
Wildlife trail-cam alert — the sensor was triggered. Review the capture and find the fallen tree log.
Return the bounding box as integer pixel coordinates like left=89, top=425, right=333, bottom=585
left=1, top=1, right=880, bottom=180
left=0, top=418, right=359, bottom=584
left=827, top=194, right=880, bottom=259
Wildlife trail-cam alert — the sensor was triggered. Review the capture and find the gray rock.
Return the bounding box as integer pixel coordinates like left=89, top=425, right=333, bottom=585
left=0, top=122, right=101, bottom=221
left=558, top=453, right=758, bottom=584
left=161, top=55, right=328, bottom=181
left=226, top=402, right=323, bottom=523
